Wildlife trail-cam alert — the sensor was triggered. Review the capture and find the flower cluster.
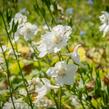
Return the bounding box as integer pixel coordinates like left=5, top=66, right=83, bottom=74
left=9, top=12, right=38, bottom=41
left=8, top=10, right=80, bottom=107
left=37, top=25, right=72, bottom=57
left=2, top=3, right=109, bottom=109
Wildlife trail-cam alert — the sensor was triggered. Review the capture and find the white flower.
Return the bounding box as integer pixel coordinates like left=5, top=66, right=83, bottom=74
left=47, top=61, right=78, bottom=86
left=99, top=11, right=109, bottom=37
left=3, top=97, right=31, bottom=109
left=34, top=97, right=53, bottom=109
left=71, top=52, right=80, bottom=64
left=68, top=44, right=81, bottom=65
left=70, top=95, right=80, bottom=108
left=34, top=78, right=58, bottom=102
left=9, top=11, right=38, bottom=41
left=37, top=25, right=72, bottom=57
left=17, top=22, right=38, bottom=40
left=9, top=12, right=27, bottom=31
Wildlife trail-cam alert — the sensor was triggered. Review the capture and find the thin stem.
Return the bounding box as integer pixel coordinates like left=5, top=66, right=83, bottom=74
left=0, top=45, right=16, bottom=109
left=35, top=0, right=51, bottom=31
left=28, top=40, right=41, bottom=70
left=80, top=100, right=86, bottom=109
left=0, top=12, right=33, bottom=109
left=71, top=85, right=86, bottom=109
left=80, top=73, right=95, bottom=109
left=50, top=90, right=59, bottom=109
left=59, top=87, right=62, bottom=109
left=41, top=0, right=56, bottom=24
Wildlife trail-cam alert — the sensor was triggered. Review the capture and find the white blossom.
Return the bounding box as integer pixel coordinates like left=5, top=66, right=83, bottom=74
left=70, top=95, right=80, bottom=108
left=9, top=12, right=27, bottom=31
left=3, top=97, right=31, bottom=109
left=17, top=22, right=38, bottom=40
left=69, top=44, right=81, bottom=65
left=47, top=61, right=78, bottom=86
left=99, top=11, right=109, bottom=37
left=34, top=97, right=53, bottom=109
left=37, top=25, right=72, bottom=57
left=9, top=11, right=38, bottom=41
left=34, top=78, right=58, bottom=102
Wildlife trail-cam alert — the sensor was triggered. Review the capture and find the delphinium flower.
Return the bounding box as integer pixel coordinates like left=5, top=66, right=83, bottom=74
left=99, top=11, right=109, bottom=37
left=37, top=25, right=72, bottom=57
left=47, top=61, right=78, bottom=86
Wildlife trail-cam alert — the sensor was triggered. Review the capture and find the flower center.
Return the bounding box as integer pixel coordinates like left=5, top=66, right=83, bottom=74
left=52, top=35, right=62, bottom=44
left=56, top=66, right=66, bottom=76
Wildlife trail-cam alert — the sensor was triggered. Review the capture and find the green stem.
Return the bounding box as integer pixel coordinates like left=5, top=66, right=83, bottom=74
left=0, top=45, right=16, bottom=109
left=0, top=12, right=33, bottom=109
left=80, top=73, right=95, bottom=109
left=50, top=90, right=59, bottom=109
left=59, top=87, right=62, bottom=109
left=28, top=40, right=41, bottom=70
left=35, top=0, right=51, bottom=31
left=41, top=0, right=56, bottom=24
left=71, top=85, right=86, bottom=109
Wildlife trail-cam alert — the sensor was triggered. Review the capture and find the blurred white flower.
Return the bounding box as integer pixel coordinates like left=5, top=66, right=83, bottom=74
left=71, top=52, right=80, bottom=65
left=3, top=97, right=31, bottom=109
left=9, top=12, right=27, bottom=31
left=37, top=25, right=72, bottom=57
left=17, top=22, right=38, bottom=40
left=47, top=61, right=78, bottom=86
left=9, top=11, right=38, bottom=41
left=70, top=44, right=81, bottom=65
left=34, top=78, right=58, bottom=102
left=34, top=97, right=53, bottom=109
left=99, top=11, right=109, bottom=37
left=70, top=95, right=80, bottom=108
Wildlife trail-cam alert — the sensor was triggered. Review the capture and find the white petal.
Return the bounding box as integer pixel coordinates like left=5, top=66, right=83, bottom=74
left=46, top=68, right=56, bottom=77
left=36, top=86, right=48, bottom=101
